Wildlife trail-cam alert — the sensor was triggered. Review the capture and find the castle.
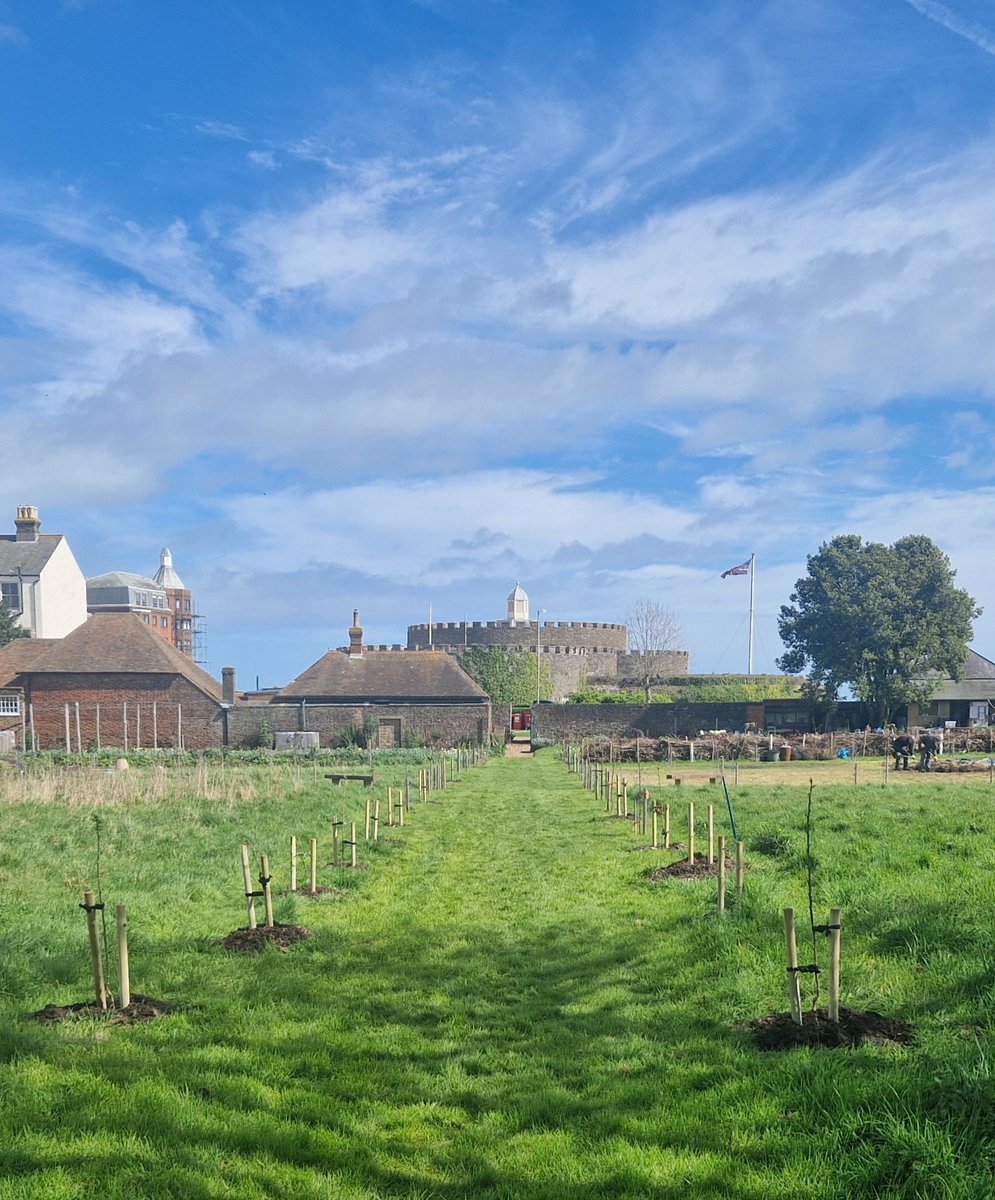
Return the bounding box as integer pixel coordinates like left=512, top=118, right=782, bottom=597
left=405, top=585, right=689, bottom=700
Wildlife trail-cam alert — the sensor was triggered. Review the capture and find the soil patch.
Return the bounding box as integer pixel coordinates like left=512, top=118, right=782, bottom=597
left=647, top=854, right=734, bottom=881
left=749, top=1006, right=914, bottom=1050
left=28, top=993, right=179, bottom=1025
left=284, top=886, right=346, bottom=899
left=219, top=922, right=313, bottom=952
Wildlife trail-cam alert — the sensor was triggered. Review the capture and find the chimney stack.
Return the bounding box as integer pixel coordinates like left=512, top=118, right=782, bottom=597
left=348, top=610, right=364, bottom=657
left=222, top=667, right=236, bottom=704
left=14, top=506, right=40, bottom=542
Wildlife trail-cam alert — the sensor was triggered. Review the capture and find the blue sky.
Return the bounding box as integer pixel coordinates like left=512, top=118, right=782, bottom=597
left=3, top=0, right=995, bottom=686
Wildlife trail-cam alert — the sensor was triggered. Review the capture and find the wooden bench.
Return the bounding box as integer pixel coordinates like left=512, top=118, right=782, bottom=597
left=325, top=773, right=376, bottom=787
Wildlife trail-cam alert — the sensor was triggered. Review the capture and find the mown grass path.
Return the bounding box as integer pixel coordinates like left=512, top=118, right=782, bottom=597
left=3, top=752, right=994, bottom=1199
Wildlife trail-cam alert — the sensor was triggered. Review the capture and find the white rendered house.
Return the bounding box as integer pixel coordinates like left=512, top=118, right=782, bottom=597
left=0, top=506, right=88, bottom=638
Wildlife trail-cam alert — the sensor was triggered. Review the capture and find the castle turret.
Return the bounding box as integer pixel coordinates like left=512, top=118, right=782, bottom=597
left=507, top=583, right=529, bottom=625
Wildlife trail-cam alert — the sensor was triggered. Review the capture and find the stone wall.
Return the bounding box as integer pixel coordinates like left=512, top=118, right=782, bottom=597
left=612, top=650, right=691, bottom=679
left=227, top=701, right=492, bottom=749
left=408, top=620, right=628, bottom=653
left=530, top=702, right=765, bottom=741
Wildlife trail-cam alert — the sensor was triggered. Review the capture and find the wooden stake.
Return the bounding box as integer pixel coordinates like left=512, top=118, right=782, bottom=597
left=241, top=845, right=257, bottom=930
left=707, top=804, right=715, bottom=865
left=717, top=836, right=726, bottom=916
left=351, top=822, right=358, bottom=869
left=783, top=907, right=803, bottom=1026
left=310, top=838, right=317, bottom=894
left=332, top=821, right=342, bottom=867
left=365, top=796, right=372, bottom=840
left=664, top=803, right=670, bottom=849
left=290, top=835, right=298, bottom=893
left=735, top=840, right=745, bottom=902
left=828, top=907, right=842, bottom=1023
left=116, top=904, right=131, bottom=1009
left=373, top=797, right=381, bottom=841
left=688, top=801, right=695, bottom=865
left=260, top=855, right=274, bottom=928
left=651, top=805, right=659, bottom=850
left=82, top=890, right=108, bottom=1011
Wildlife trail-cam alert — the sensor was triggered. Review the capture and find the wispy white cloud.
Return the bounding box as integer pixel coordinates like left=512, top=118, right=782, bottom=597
left=903, top=0, right=995, bottom=57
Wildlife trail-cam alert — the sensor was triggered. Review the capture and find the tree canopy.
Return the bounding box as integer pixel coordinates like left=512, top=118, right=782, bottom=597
left=0, top=600, right=25, bottom=647
left=777, top=534, right=980, bottom=726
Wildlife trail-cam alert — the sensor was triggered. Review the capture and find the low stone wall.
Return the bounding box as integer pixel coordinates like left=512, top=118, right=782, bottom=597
left=530, top=702, right=765, bottom=741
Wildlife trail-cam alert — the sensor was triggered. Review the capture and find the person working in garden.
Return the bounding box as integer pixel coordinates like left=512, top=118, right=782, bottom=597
left=892, top=731, right=915, bottom=770
left=918, top=731, right=941, bottom=771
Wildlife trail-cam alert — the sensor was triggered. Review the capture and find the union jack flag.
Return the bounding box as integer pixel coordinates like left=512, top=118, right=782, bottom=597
left=721, top=559, right=751, bottom=578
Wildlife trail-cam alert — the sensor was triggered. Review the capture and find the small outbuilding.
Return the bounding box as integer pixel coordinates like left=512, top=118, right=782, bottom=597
left=228, top=611, right=492, bottom=748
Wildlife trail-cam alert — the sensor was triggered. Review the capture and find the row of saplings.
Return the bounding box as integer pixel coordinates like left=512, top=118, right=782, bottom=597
left=28, top=764, right=451, bottom=1025
left=563, top=744, right=915, bottom=1052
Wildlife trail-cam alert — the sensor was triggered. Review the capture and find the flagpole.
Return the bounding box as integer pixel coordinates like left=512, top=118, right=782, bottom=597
left=748, top=553, right=756, bottom=675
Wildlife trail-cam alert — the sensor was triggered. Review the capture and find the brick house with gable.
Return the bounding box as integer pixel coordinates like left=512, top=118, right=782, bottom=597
left=3, top=612, right=224, bottom=750
left=226, top=611, right=492, bottom=748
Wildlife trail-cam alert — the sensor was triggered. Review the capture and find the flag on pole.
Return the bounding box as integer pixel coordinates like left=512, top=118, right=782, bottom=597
left=721, top=559, right=751, bottom=578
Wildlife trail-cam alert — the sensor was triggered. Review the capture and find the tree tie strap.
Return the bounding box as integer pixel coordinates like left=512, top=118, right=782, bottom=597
left=812, top=923, right=841, bottom=934
left=79, top=901, right=105, bottom=913
left=258, top=875, right=272, bottom=887
left=788, top=964, right=822, bottom=974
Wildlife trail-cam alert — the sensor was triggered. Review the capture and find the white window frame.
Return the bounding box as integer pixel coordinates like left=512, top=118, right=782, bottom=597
left=0, top=692, right=21, bottom=716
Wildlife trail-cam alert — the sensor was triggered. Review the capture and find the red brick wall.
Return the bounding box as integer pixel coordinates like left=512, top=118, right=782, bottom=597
left=226, top=701, right=492, bottom=748
left=24, top=673, right=223, bottom=750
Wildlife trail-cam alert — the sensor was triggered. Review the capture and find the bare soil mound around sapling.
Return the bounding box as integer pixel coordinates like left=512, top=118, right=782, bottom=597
left=749, top=1006, right=914, bottom=1050
left=647, top=853, right=735, bottom=881
left=29, top=993, right=180, bottom=1025
left=219, top=923, right=313, bottom=952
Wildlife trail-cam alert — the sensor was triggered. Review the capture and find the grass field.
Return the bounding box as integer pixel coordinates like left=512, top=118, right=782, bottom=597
left=1, top=749, right=994, bottom=1198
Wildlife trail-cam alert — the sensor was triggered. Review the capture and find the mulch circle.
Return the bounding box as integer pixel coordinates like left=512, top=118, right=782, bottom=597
left=219, top=923, right=313, bottom=953
left=749, top=1006, right=915, bottom=1050
left=647, top=854, right=733, bottom=881
left=28, top=994, right=179, bottom=1025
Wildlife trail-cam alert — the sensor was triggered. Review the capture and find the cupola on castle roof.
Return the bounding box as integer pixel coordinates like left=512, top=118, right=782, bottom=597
left=507, top=582, right=529, bottom=624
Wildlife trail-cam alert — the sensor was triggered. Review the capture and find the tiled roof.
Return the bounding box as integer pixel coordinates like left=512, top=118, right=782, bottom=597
left=0, top=533, right=63, bottom=576
left=963, top=649, right=995, bottom=680
left=20, top=613, right=223, bottom=701
left=276, top=648, right=489, bottom=702
left=0, top=638, right=59, bottom=687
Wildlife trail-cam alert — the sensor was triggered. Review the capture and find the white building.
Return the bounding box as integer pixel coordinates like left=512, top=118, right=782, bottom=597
left=0, top=506, right=88, bottom=639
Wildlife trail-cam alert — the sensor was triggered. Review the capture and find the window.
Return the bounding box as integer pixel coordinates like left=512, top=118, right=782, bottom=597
left=1, top=581, right=21, bottom=613
left=0, top=693, right=20, bottom=716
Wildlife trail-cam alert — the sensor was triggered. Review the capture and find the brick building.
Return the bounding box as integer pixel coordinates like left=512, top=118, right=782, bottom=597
left=86, top=549, right=201, bottom=661
left=2, top=612, right=224, bottom=751
left=226, top=611, right=492, bottom=748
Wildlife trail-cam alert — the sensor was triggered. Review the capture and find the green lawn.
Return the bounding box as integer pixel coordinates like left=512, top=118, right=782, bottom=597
left=1, top=751, right=994, bottom=1198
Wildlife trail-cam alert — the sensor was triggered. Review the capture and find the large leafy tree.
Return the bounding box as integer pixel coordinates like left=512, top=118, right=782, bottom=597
left=777, top=534, right=980, bottom=726
left=0, top=599, right=25, bottom=647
